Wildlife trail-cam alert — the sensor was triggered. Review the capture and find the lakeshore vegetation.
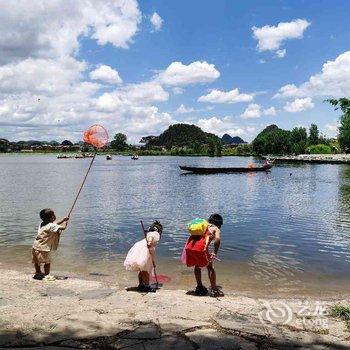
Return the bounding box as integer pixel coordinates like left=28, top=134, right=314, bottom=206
left=1, top=98, right=349, bottom=157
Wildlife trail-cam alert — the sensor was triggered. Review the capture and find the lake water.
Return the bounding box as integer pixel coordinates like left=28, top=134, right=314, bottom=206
left=0, top=154, right=349, bottom=296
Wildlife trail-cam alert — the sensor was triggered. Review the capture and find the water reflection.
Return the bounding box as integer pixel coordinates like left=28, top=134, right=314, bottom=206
left=0, top=155, right=349, bottom=293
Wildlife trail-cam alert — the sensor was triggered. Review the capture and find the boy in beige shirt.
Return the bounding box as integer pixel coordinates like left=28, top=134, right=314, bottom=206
left=32, top=208, right=69, bottom=280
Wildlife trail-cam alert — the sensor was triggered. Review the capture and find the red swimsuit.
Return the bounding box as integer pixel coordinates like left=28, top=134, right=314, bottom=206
left=182, top=226, right=214, bottom=268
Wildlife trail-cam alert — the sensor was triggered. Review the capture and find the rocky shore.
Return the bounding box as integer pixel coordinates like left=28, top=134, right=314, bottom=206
left=266, top=154, right=350, bottom=164
left=0, top=269, right=349, bottom=349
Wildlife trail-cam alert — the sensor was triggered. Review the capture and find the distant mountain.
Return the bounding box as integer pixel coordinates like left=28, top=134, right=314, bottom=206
left=141, top=124, right=221, bottom=148
left=221, top=134, right=247, bottom=145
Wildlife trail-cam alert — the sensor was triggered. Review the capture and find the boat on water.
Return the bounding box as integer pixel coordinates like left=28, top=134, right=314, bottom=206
left=131, top=154, right=139, bottom=160
left=57, top=154, right=70, bottom=159
left=179, top=164, right=272, bottom=174
left=57, top=153, right=94, bottom=159
left=106, top=155, right=112, bottom=160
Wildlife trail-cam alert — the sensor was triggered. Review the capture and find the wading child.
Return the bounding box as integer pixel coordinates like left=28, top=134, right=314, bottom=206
left=182, top=213, right=224, bottom=297
left=124, top=221, right=163, bottom=292
left=32, top=208, right=69, bottom=281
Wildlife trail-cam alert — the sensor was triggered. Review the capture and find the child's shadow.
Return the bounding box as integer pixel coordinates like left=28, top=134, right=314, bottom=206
left=125, top=287, right=144, bottom=293
left=125, top=283, right=160, bottom=293
left=186, top=290, right=208, bottom=297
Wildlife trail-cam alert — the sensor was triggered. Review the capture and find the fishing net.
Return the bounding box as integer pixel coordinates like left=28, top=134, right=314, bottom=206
left=83, top=124, right=109, bottom=148
left=151, top=274, right=171, bottom=283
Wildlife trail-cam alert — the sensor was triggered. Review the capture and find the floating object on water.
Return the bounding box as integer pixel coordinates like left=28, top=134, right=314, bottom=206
left=106, top=155, right=112, bottom=160
left=131, top=154, right=139, bottom=160
left=179, top=164, right=272, bottom=174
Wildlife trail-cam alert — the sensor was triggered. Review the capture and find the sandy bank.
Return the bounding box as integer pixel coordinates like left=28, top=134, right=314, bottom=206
left=0, top=269, right=349, bottom=349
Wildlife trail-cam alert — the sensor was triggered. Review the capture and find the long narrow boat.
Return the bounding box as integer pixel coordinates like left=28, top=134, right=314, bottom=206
left=179, top=164, right=272, bottom=174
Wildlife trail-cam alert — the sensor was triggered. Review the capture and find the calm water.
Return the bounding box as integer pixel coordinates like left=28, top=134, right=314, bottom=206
left=0, top=154, right=350, bottom=296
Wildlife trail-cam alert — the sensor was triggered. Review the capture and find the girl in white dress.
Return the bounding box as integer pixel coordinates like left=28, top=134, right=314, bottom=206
left=124, top=221, right=163, bottom=292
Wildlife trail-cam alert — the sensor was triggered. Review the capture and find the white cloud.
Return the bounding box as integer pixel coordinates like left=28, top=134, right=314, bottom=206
left=276, top=49, right=286, bottom=58
left=176, top=104, right=194, bottom=114
left=198, top=88, right=253, bottom=104
left=90, top=65, right=122, bottom=85
left=263, top=107, right=277, bottom=116
left=96, top=81, right=169, bottom=112
left=0, top=57, right=86, bottom=94
left=172, top=87, right=184, bottom=95
left=150, top=12, right=163, bottom=31
left=276, top=51, right=350, bottom=98
left=0, top=0, right=141, bottom=64
left=325, top=122, right=340, bottom=132
left=158, top=61, right=220, bottom=86
left=0, top=1, right=188, bottom=143
left=283, top=97, right=314, bottom=112
left=252, top=19, right=310, bottom=57
left=175, top=104, right=214, bottom=114
left=196, top=116, right=255, bottom=138
left=241, top=103, right=262, bottom=119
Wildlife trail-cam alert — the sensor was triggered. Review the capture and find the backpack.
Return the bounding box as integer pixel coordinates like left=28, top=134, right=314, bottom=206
left=187, top=218, right=208, bottom=236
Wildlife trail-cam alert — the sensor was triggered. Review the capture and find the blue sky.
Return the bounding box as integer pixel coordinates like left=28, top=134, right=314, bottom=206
left=0, top=0, right=349, bottom=142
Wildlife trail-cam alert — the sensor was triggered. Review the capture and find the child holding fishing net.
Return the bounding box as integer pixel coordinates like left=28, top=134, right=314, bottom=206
left=124, top=221, right=163, bottom=292
left=32, top=208, right=69, bottom=280
left=31, top=125, right=108, bottom=281
left=182, top=213, right=224, bottom=297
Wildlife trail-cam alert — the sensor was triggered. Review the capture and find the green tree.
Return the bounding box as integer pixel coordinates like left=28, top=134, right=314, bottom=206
left=0, top=139, right=9, bottom=153
left=111, top=133, right=128, bottom=151
left=290, top=127, right=307, bottom=154
left=306, top=144, right=332, bottom=154
left=139, top=135, right=157, bottom=148
left=235, top=144, right=253, bottom=155
left=207, top=139, right=216, bottom=157
left=252, top=125, right=291, bottom=155
left=191, top=140, right=202, bottom=154
left=61, top=140, right=73, bottom=146
left=215, top=140, right=223, bottom=157
left=308, top=124, right=319, bottom=145
left=326, top=98, right=350, bottom=153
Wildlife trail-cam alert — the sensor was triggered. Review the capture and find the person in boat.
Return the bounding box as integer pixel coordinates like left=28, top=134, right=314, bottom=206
left=32, top=208, right=69, bottom=281
left=124, top=221, right=163, bottom=292
left=263, top=159, right=272, bottom=167
left=181, top=214, right=224, bottom=297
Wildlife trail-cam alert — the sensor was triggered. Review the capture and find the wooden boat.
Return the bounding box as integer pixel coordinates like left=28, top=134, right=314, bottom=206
left=179, top=164, right=272, bottom=174
left=106, top=155, right=112, bottom=160
left=57, top=154, right=69, bottom=159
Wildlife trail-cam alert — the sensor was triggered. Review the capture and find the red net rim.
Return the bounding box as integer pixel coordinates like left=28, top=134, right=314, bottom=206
left=83, top=124, right=109, bottom=149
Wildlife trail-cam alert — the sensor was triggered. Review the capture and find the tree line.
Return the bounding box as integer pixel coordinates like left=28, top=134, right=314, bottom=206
left=251, top=98, right=350, bottom=155
left=1, top=98, right=349, bottom=156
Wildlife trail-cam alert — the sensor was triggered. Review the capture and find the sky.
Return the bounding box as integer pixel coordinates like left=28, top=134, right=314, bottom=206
left=0, top=0, right=350, bottom=143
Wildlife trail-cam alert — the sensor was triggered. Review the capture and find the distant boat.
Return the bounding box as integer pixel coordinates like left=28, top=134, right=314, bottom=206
left=179, top=164, right=272, bottom=174
left=57, top=154, right=69, bottom=159
left=106, top=155, right=112, bottom=160
left=131, top=154, right=139, bottom=160
left=75, top=154, right=85, bottom=159
left=57, top=153, right=94, bottom=159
